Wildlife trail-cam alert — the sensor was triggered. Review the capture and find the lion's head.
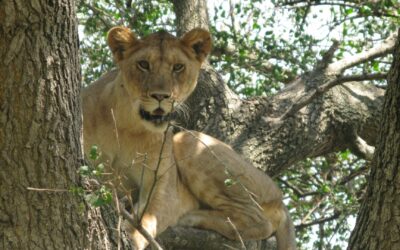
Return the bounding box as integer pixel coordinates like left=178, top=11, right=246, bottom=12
left=107, top=26, right=211, bottom=132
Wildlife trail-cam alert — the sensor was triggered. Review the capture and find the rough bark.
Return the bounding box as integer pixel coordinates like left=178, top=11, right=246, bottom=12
left=182, top=65, right=385, bottom=176
left=347, top=29, right=400, bottom=250
left=0, top=0, right=86, bottom=249
left=171, top=0, right=210, bottom=36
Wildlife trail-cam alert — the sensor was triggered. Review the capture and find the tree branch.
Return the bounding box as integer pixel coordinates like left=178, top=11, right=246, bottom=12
left=81, top=2, right=114, bottom=29
left=278, top=73, right=387, bottom=121
left=328, top=32, right=397, bottom=73
left=296, top=211, right=342, bottom=230
left=347, top=131, right=376, bottom=161
left=315, top=39, right=340, bottom=71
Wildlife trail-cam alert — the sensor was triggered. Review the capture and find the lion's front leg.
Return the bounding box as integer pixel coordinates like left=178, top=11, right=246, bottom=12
left=129, top=173, right=180, bottom=250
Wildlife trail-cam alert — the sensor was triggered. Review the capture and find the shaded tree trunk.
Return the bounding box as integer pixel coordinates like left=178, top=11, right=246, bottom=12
left=0, top=0, right=86, bottom=249
left=347, top=29, right=400, bottom=250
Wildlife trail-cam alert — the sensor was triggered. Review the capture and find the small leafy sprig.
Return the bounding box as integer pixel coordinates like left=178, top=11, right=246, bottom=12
left=72, top=145, right=113, bottom=207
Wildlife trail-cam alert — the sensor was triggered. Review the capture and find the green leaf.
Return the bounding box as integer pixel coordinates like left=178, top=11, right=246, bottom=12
left=84, top=193, right=98, bottom=205
left=345, top=8, right=354, bottom=15
left=69, top=186, right=84, bottom=196
left=90, top=145, right=99, bottom=160
left=78, top=165, right=91, bottom=176
left=320, top=184, right=331, bottom=194
left=85, top=187, right=113, bottom=207
left=253, top=23, right=260, bottom=29
left=372, top=61, right=380, bottom=72
left=95, top=163, right=105, bottom=176
left=339, top=149, right=350, bottom=161
left=224, top=178, right=234, bottom=187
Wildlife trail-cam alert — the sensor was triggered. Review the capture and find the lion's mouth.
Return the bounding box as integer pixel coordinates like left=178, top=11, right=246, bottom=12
left=139, top=107, right=171, bottom=125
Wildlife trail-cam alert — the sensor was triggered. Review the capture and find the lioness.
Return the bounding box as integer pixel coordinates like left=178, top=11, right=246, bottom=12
left=82, top=26, right=296, bottom=250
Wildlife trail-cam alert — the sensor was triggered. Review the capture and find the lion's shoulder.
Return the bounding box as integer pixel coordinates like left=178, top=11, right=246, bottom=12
left=82, top=69, right=119, bottom=96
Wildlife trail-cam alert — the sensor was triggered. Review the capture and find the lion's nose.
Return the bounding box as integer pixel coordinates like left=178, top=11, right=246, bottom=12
left=150, top=93, right=171, bottom=101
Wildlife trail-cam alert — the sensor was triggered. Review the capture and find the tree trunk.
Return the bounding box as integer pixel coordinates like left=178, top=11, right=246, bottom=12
left=347, top=29, right=400, bottom=250
left=0, top=0, right=86, bottom=249
left=172, top=0, right=210, bottom=36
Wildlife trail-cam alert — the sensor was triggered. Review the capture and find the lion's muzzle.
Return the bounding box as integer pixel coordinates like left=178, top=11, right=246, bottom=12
left=139, top=107, right=172, bottom=125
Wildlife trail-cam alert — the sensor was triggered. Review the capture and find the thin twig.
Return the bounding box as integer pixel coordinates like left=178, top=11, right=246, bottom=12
left=139, top=123, right=170, bottom=222
left=300, top=196, right=326, bottom=225
left=296, top=211, right=341, bottom=230
left=111, top=187, right=122, bottom=250
left=111, top=109, right=121, bottom=150
left=27, top=187, right=68, bottom=192
left=118, top=201, right=164, bottom=250
left=136, top=154, right=147, bottom=221
left=226, top=217, right=246, bottom=250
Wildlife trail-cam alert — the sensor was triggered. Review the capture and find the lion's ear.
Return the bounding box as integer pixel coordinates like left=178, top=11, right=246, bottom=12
left=107, top=26, right=138, bottom=62
left=180, top=28, right=212, bottom=63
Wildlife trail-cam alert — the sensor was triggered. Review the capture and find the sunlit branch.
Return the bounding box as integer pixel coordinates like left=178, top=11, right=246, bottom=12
left=279, top=73, right=387, bottom=120
left=328, top=32, right=397, bottom=73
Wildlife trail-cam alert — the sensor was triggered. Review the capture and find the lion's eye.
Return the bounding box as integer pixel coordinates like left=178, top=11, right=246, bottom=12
left=173, top=64, right=184, bottom=73
left=137, top=60, right=150, bottom=71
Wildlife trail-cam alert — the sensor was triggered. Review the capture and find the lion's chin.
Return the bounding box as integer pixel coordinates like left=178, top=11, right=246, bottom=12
left=139, top=107, right=171, bottom=132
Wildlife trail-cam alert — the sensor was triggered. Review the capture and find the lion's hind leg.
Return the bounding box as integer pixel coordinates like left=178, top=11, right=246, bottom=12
left=178, top=209, right=275, bottom=241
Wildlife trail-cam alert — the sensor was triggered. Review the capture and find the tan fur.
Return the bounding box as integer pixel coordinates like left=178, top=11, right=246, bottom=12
left=82, top=26, right=295, bottom=250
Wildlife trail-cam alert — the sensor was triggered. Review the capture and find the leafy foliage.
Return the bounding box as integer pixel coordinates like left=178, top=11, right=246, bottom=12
left=77, top=0, right=174, bottom=86
left=77, top=0, right=399, bottom=248
left=72, top=145, right=113, bottom=208
left=280, top=151, right=367, bottom=249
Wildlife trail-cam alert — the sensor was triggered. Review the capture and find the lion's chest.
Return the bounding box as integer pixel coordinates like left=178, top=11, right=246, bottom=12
left=94, top=131, right=176, bottom=192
